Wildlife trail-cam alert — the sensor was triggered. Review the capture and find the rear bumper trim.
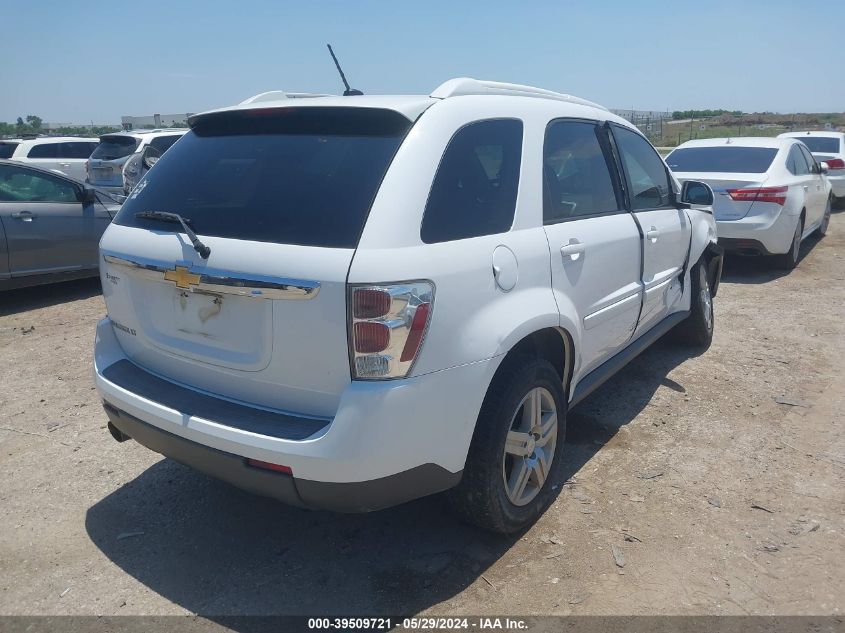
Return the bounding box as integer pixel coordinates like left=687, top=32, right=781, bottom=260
left=104, top=403, right=462, bottom=512
left=102, top=359, right=330, bottom=441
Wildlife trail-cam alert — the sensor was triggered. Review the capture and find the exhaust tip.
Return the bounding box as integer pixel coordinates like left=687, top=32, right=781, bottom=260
left=107, top=421, right=130, bottom=443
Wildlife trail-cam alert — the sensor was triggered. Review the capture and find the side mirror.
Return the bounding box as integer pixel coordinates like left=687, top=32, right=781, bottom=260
left=819, top=161, right=829, bottom=175
left=680, top=180, right=714, bottom=206
left=142, top=146, right=162, bottom=170
left=79, top=185, right=97, bottom=204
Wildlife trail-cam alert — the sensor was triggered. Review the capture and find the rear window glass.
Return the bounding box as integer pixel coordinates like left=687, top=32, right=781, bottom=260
left=91, top=136, right=139, bottom=160
left=148, top=135, right=182, bottom=153
left=59, top=141, right=97, bottom=159
left=114, top=108, right=410, bottom=248
left=795, top=137, right=840, bottom=154
left=666, top=147, right=778, bottom=173
left=421, top=119, right=523, bottom=244
left=0, top=143, right=19, bottom=159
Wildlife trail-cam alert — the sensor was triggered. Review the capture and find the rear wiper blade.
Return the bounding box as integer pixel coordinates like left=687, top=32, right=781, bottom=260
left=135, top=211, right=211, bottom=259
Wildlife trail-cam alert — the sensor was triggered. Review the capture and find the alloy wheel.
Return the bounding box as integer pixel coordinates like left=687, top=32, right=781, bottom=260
left=503, top=387, right=558, bottom=506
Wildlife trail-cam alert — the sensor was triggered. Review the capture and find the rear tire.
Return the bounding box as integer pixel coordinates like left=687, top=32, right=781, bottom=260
left=448, top=357, right=566, bottom=534
left=671, top=261, right=713, bottom=349
left=818, top=198, right=832, bottom=237
left=774, top=215, right=803, bottom=270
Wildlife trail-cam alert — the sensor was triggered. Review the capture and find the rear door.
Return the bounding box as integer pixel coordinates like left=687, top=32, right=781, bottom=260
left=797, top=144, right=826, bottom=227
left=611, top=124, right=690, bottom=336
left=542, top=119, right=642, bottom=375
left=0, top=163, right=109, bottom=275
left=786, top=144, right=817, bottom=226
left=24, top=142, right=61, bottom=173
left=100, top=107, right=412, bottom=417
left=58, top=141, right=97, bottom=181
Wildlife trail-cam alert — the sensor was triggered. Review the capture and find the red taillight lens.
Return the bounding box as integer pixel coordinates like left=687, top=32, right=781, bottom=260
left=400, top=303, right=431, bottom=362
left=349, top=283, right=434, bottom=379
left=246, top=459, right=292, bottom=475
left=354, top=321, right=390, bottom=353
left=825, top=158, right=845, bottom=170
left=727, top=186, right=788, bottom=206
left=353, top=288, right=391, bottom=319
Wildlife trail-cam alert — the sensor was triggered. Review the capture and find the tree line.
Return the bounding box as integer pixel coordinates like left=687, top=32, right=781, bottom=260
left=671, top=109, right=743, bottom=120
left=0, top=114, right=120, bottom=138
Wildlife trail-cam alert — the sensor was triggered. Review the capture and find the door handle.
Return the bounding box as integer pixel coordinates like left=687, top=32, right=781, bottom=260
left=11, top=211, right=36, bottom=222
left=560, top=241, right=585, bottom=260
left=803, top=185, right=809, bottom=191
left=646, top=227, right=660, bottom=242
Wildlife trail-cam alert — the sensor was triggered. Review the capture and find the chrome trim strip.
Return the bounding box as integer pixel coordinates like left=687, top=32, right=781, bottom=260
left=102, top=253, right=320, bottom=300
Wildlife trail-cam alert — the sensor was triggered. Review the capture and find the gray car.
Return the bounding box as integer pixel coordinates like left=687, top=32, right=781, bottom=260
left=0, top=159, right=120, bottom=290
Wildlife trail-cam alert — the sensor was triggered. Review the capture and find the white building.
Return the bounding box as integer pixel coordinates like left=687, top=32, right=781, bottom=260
left=120, top=113, right=193, bottom=130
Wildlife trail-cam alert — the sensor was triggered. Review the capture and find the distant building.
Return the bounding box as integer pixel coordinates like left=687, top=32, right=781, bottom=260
left=120, top=113, right=193, bottom=130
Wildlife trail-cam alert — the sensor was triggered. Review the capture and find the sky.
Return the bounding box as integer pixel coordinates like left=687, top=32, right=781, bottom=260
left=2, top=0, right=843, bottom=124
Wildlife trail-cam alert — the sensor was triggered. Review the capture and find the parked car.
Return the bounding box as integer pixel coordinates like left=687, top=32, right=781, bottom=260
left=86, top=129, right=186, bottom=196
left=94, top=79, right=721, bottom=533
left=0, top=136, right=98, bottom=181
left=667, top=137, right=832, bottom=269
left=0, top=160, right=120, bottom=290
left=778, top=131, right=845, bottom=207
left=121, top=132, right=186, bottom=194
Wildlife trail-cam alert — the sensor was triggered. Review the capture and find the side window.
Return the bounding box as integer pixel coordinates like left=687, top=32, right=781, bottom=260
left=149, top=135, right=181, bottom=153
left=613, top=126, right=672, bottom=210
left=0, top=165, right=79, bottom=203
left=421, top=119, right=523, bottom=244
left=543, top=120, right=620, bottom=223
left=788, top=146, right=810, bottom=176
left=27, top=143, right=59, bottom=159
left=59, top=142, right=97, bottom=159
left=799, top=145, right=817, bottom=173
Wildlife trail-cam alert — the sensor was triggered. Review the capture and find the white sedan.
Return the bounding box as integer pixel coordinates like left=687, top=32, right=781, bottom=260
left=667, top=137, right=832, bottom=269
left=778, top=131, right=845, bottom=206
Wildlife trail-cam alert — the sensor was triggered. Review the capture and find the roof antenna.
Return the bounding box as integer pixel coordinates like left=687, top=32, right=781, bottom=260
left=327, top=44, right=363, bottom=96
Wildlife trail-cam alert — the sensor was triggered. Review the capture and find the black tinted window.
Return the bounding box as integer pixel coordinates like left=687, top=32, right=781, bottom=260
left=0, top=143, right=19, bottom=159
left=27, top=143, right=58, bottom=159
left=91, top=136, right=139, bottom=160
left=59, top=142, right=97, bottom=159
left=613, top=126, right=671, bottom=210
left=421, top=119, right=522, bottom=243
left=666, top=146, right=778, bottom=174
left=796, top=137, right=840, bottom=153
left=543, top=121, right=619, bottom=222
left=149, top=135, right=182, bottom=153
left=115, top=108, right=410, bottom=248
left=799, top=145, right=818, bottom=172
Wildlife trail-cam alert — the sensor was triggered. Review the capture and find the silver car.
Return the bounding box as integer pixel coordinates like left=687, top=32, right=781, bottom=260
left=0, top=159, right=120, bottom=290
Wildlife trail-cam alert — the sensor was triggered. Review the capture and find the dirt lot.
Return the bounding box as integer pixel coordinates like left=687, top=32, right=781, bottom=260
left=0, top=215, right=843, bottom=617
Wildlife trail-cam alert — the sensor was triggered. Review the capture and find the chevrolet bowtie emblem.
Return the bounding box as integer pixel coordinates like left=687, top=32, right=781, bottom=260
left=164, top=266, right=201, bottom=289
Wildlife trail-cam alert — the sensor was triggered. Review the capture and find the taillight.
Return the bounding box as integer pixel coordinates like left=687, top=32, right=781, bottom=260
left=727, top=186, right=788, bottom=206
left=348, top=282, right=434, bottom=379
left=825, top=158, right=845, bottom=170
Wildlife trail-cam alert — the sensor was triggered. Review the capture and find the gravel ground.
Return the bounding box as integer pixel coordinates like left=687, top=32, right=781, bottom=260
left=0, top=214, right=843, bottom=617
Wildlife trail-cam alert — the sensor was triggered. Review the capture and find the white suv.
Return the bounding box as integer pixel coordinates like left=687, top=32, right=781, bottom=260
left=94, top=79, right=722, bottom=533
left=0, top=136, right=98, bottom=181
left=86, top=129, right=186, bottom=196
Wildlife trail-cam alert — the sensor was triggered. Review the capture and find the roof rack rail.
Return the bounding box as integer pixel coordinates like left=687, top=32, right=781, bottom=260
left=239, top=91, right=332, bottom=105
left=430, top=78, right=607, bottom=111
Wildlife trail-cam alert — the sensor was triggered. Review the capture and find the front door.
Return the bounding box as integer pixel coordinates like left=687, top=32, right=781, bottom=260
left=0, top=163, right=109, bottom=276
left=611, top=124, right=691, bottom=336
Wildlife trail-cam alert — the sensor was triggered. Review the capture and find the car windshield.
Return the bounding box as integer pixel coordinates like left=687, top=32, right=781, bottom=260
left=0, top=143, right=19, bottom=159
left=795, top=137, right=840, bottom=154
left=666, top=146, right=778, bottom=173
left=114, top=107, right=411, bottom=248
left=91, top=136, right=139, bottom=160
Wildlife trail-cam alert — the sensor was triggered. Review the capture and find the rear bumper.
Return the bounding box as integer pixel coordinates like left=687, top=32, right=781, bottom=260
left=104, top=403, right=460, bottom=512
left=94, top=317, right=495, bottom=511
left=716, top=208, right=797, bottom=255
